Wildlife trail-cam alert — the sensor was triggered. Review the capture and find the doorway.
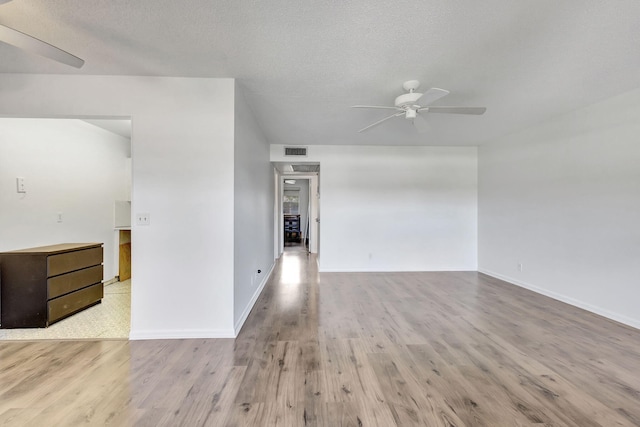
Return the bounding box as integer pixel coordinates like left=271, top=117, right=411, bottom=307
left=283, top=178, right=309, bottom=251
left=0, top=117, right=133, bottom=340
left=273, top=164, right=320, bottom=260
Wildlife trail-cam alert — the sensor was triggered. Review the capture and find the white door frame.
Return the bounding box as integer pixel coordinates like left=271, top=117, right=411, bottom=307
left=273, top=167, right=283, bottom=259
left=275, top=172, right=319, bottom=257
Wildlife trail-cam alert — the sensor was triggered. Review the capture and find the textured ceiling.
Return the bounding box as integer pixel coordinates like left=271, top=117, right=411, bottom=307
left=1, top=0, right=640, bottom=146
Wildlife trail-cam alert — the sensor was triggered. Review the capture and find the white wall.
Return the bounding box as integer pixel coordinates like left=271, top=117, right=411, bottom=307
left=479, top=87, right=640, bottom=329
left=233, top=84, right=275, bottom=333
left=0, top=75, right=236, bottom=339
left=271, top=145, right=478, bottom=272
left=0, top=118, right=129, bottom=280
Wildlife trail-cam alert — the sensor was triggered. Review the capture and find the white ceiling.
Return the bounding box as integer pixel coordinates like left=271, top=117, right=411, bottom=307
left=2, top=0, right=640, bottom=146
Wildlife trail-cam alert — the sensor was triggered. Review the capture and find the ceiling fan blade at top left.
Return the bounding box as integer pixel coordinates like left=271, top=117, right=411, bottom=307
left=0, top=24, right=84, bottom=68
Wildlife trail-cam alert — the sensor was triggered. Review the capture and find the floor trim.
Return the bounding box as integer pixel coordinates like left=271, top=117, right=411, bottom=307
left=129, top=328, right=236, bottom=340
left=234, top=261, right=276, bottom=336
left=103, top=276, right=119, bottom=286
left=319, top=267, right=476, bottom=273
left=479, top=269, right=640, bottom=330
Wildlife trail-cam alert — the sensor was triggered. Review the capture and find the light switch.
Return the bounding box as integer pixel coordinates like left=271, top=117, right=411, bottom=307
left=136, top=213, right=150, bottom=226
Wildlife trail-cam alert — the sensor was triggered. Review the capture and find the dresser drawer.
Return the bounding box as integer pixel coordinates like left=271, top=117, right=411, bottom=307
left=48, top=282, right=104, bottom=323
left=48, top=265, right=103, bottom=299
left=47, top=247, right=103, bottom=277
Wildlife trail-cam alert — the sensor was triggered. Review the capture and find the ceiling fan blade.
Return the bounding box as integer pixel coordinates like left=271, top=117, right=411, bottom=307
left=418, top=88, right=450, bottom=106
left=0, top=24, right=84, bottom=68
left=419, top=106, right=486, bottom=115
left=413, top=114, right=430, bottom=133
left=358, top=111, right=404, bottom=133
left=352, top=105, right=400, bottom=110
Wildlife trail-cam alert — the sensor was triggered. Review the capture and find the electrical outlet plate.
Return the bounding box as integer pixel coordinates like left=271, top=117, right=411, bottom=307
left=136, top=213, right=150, bottom=226
left=16, top=177, right=26, bottom=193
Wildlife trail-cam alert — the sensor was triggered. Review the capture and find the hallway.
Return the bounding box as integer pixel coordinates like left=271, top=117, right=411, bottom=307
left=0, top=249, right=639, bottom=425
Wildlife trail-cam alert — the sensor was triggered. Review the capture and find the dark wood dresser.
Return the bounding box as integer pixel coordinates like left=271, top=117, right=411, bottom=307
left=0, top=243, right=104, bottom=328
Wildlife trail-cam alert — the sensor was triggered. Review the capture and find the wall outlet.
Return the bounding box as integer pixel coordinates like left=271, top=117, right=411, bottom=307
left=518, top=263, right=523, bottom=272
left=136, top=213, right=150, bottom=226
left=57, top=212, right=63, bottom=223
left=16, top=177, right=26, bottom=193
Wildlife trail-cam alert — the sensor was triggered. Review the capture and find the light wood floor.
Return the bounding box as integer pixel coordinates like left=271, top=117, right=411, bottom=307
left=1, top=249, right=639, bottom=426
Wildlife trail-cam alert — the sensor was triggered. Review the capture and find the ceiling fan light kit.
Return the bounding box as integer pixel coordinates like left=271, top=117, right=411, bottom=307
left=352, top=80, right=486, bottom=133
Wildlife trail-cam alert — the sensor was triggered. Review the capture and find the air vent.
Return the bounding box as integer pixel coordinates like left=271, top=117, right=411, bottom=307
left=284, top=146, right=308, bottom=156
left=291, top=164, right=320, bottom=173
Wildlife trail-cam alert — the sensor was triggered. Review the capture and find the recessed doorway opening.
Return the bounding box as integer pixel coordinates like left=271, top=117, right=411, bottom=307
left=0, top=117, right=133, bottom=340
left=272, top=163, right=319, bottom=260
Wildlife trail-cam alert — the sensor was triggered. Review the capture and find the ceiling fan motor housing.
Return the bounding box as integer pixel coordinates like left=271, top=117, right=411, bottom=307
left=395, top=92, right=423, bottom=108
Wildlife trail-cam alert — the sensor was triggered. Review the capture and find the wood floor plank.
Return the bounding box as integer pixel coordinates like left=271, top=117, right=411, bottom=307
left=368, top=351, right=466, bottom=427
left=1, top=246, right=639, bottom=426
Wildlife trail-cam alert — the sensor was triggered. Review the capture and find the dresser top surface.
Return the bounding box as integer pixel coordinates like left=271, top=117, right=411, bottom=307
left=0, top=243, right=102, bottom=255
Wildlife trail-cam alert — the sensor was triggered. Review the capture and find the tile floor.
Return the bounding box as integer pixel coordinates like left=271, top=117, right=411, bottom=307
left=0, top=280, right=131, bottom=340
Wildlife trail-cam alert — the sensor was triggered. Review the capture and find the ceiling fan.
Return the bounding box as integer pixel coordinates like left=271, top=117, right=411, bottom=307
left=352, top=80, right=485, bottom=133
left=0, top=0, right=84, bottom=68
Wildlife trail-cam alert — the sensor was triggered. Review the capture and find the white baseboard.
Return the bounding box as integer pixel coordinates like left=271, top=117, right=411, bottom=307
left=234, top=262, right=276, bottom=335
left=318, top=267, right=475, bottom=273
left=129, top=263, right=275, bottom=341
left=129, top=328, right=236, bottom=340
left=479, top=269, right=640, bottom=330
left=103, top=276, right=119, bottom=286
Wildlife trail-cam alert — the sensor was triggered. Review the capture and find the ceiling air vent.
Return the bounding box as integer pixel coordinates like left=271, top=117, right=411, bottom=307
left=291, top=164, right=320, bottom=173
left=284, top=146, right=307, bottom=157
